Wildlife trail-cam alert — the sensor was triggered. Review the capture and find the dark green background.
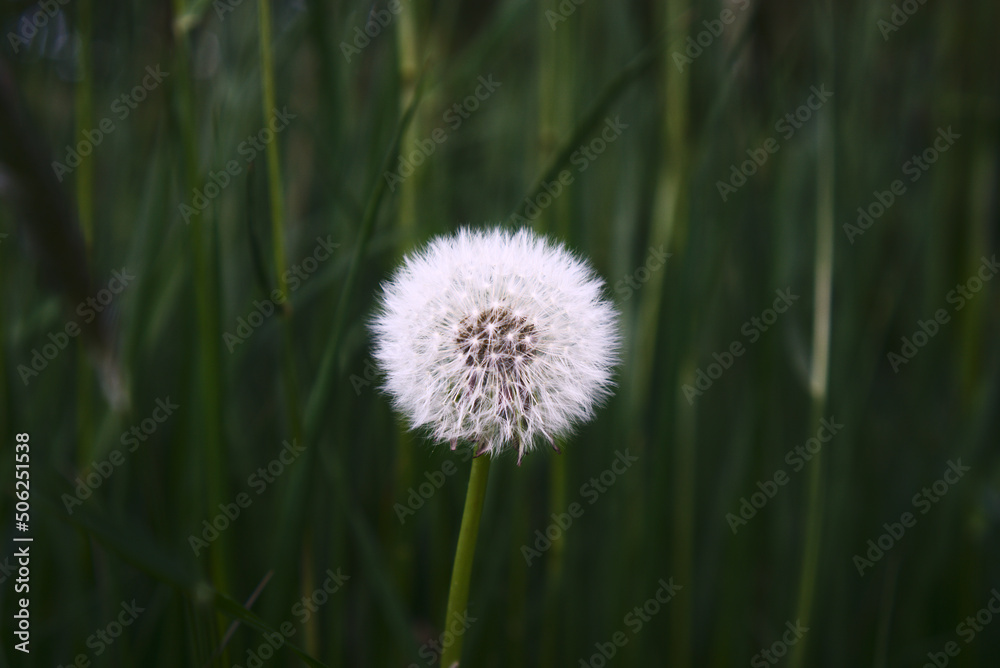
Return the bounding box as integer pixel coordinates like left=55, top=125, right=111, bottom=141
left=1, top=0, right=998, bottom=666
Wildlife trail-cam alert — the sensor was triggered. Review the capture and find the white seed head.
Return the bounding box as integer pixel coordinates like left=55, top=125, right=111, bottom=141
left=371, top=227, right=620, bottom=462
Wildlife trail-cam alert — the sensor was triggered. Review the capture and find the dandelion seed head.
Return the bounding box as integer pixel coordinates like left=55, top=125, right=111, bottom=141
left=371, top=227, right=620, bottom=461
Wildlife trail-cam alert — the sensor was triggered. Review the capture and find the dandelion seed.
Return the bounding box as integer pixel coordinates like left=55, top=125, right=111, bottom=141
left=371, top=226, right=619, bottom=464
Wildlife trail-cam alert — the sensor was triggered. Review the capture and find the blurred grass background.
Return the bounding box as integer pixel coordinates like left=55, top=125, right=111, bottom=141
left=1, top=0, right=999, bottom=666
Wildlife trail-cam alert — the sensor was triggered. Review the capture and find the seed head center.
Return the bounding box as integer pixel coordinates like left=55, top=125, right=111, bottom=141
left=457, top=307, right=538, bottom=373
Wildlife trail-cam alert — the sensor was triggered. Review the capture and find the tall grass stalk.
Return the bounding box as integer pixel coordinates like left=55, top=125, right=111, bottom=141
left=654, top=4, right=692, bottom=667
left=633, top=11, right=688, bottom=418
left=269, top=70, right=426, bottom=594
left=537, top=5, right=573, bottom=662
left=170, top=0, right=231, bottom=636
left=391, top=5, right=422, bottom=625
left=395, top=1, right=420, bottom=249
left=75, top=0, right=95, bottom=468
left=256, top=0, right=317, bottom=649
left=258, top=0, right=288, bottom=300
left=790, top=14, right=835, bottom=663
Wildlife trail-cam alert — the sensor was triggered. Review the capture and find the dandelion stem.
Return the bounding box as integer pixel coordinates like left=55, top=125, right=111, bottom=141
left=440, top=455, right=491, bottom=668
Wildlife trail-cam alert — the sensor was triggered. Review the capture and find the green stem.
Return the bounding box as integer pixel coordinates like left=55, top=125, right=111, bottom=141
left=258, top=0, right=288, bottom=300
left=540, top=443, right=566, bottom=663
left=75, top=0, right=95, bottom=469
left=790, top=11, right=835, bottom=662
left=75, top=0, right=93, bottom=253
left=537, top=5, right=572, bottom=662
left=659, top=3, right=692, bottom=667
left=395, top=0, right=420, bottom=250
left=258, top=3, right=317, bottom=650
left=171, top=0, right=230, bottom=630
left=440, top=455, right=491, bottom=668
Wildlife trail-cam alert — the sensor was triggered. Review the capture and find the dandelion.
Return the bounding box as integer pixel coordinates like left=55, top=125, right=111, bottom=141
left=372, top=226, right=619, bottom=667
left=371, top=226, right=619, bottom=465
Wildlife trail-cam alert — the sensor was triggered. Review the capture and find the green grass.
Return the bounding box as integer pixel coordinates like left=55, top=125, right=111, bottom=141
left=1, top=0, right=999, bottom=666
